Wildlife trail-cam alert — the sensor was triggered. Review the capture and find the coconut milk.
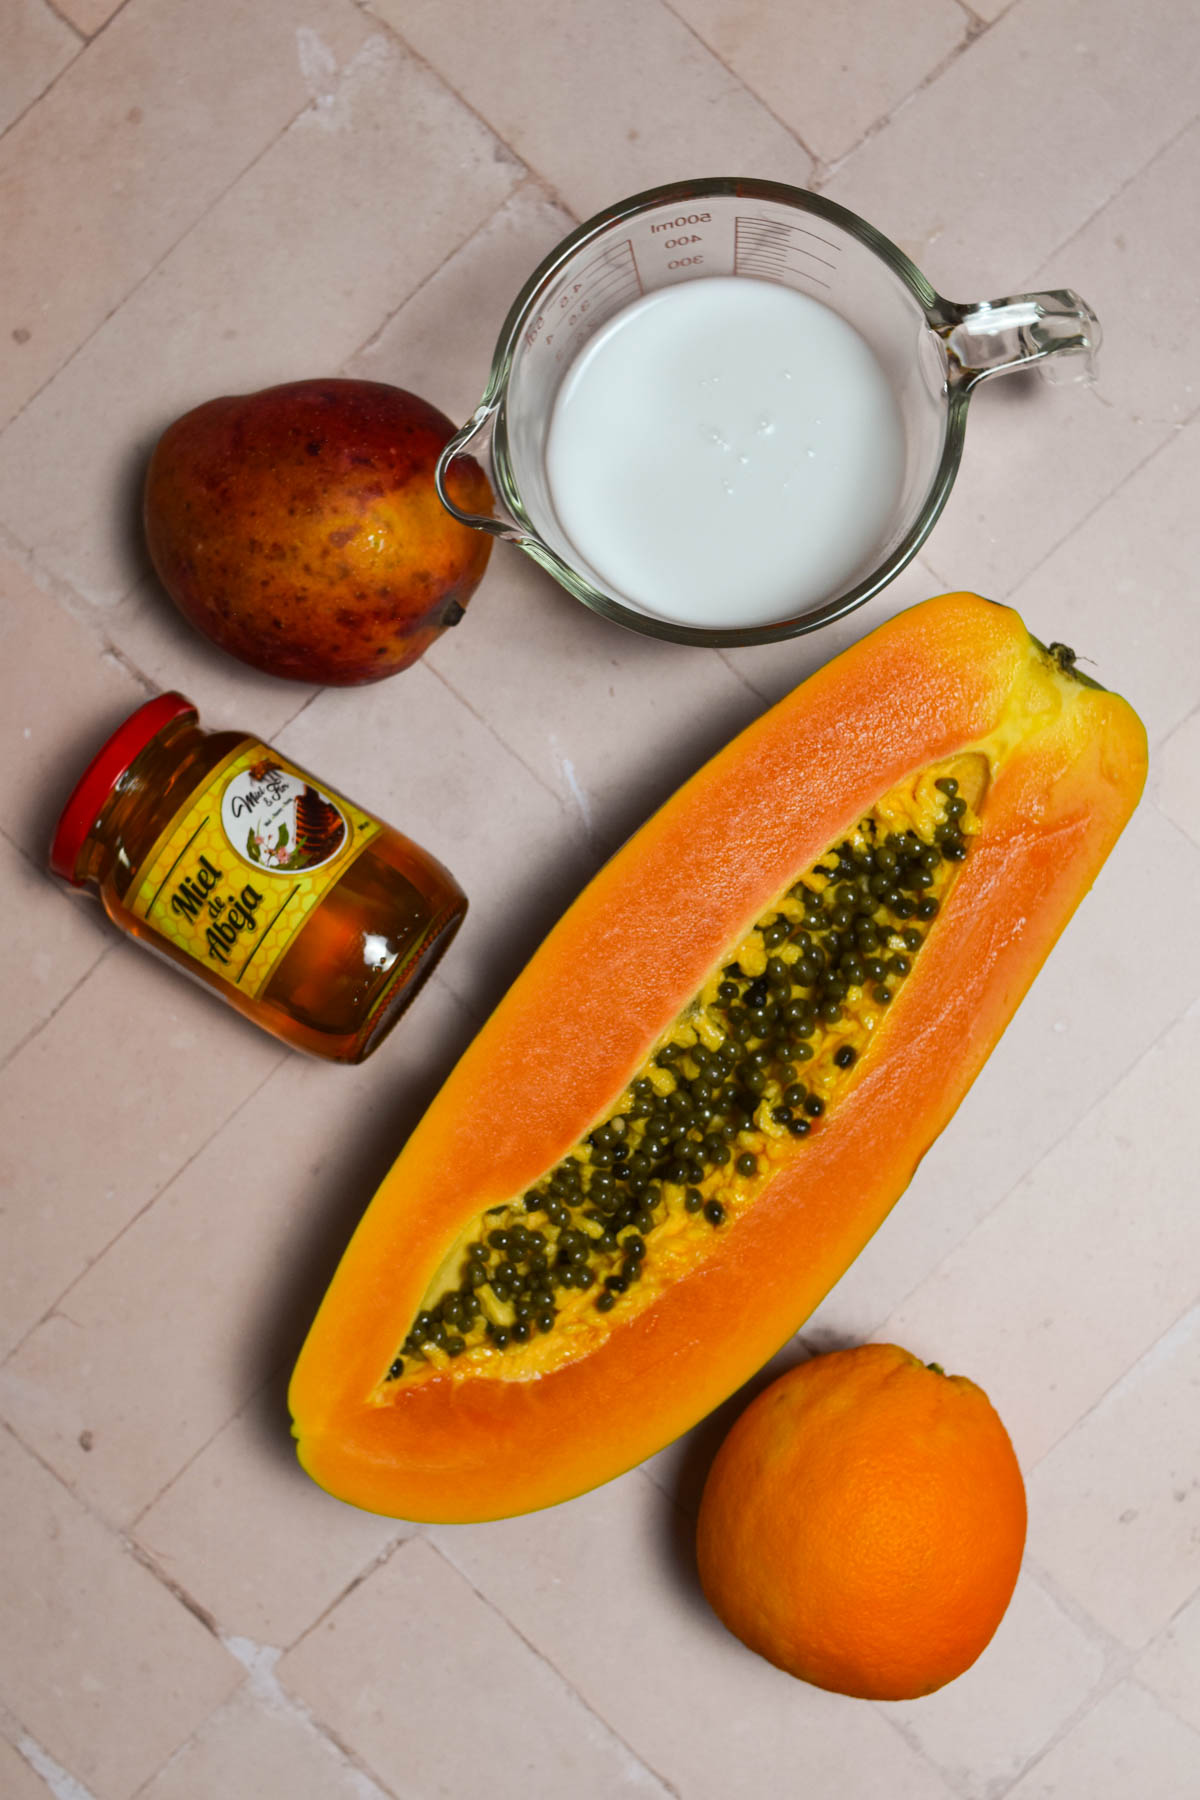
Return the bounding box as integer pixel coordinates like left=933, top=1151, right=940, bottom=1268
left=544, top=277, right=905, bottom=629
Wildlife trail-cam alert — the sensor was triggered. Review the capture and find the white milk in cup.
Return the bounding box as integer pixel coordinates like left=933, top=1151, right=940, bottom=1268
left=435, top=181, right=1101, bottom=646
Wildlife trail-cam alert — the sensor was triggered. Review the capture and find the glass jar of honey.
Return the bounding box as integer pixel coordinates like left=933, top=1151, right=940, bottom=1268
left=51, top=694, right=467, bottom=1063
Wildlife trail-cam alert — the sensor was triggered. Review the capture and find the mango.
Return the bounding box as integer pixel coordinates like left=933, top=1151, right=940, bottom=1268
left=144, top=378, right=492, bottom=685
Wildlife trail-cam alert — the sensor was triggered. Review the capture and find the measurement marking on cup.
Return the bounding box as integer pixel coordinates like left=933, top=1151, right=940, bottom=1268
left=529, top=241, right=641, bottom=349
left=735, top=215, right=839, bottom=289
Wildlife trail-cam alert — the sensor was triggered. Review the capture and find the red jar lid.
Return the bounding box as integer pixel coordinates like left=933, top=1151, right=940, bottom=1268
left=50, top=692, right=197, bottom=885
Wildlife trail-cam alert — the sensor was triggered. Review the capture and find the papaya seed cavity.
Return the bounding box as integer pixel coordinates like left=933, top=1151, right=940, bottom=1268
left=384, top=757, right=985, bottom=1390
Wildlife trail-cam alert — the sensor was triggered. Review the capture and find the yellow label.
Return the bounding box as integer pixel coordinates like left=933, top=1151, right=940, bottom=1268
left=128, top=742, right=381, bottom=1000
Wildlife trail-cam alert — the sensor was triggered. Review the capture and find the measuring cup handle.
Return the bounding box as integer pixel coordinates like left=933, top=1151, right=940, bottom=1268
left=939, top=290, right=1101, bottom=386
left=435, top=405, right=529, bottom=542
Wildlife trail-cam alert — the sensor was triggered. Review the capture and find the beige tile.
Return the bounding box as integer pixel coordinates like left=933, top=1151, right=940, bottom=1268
left=918, top=122, right=1200, bottom=603
left=427, top=1472, right=956, bottom=1800
left=427, top=543, right=765, bottom=861
left=135, top=1392, right=409, bottom=1651
left=370, top=0, right=814, bottom=220
left=669, top=0, right=967, bottom=163
left=0, top=31, right=523, bottom=612
left=1004, top=418, right=1200, bottom=749
left=1004, top=1680, right=1200, bottom=1800
left=280, top=1536, right=673, bottom=1798
left=141, top=1679, right=391, bottom=1800
left=347, top=182, right=576, bottom=426
left=877, top=1011, right=1200, bottom=1470
left=0, top=1735, right=55, bottom=1800
left=1028, top=1305, right=1200, bottom=1650
left=276, top=662, right=593, bottom=1019
left=0, top=1426, right=240, bottom=1800
left=0, top=548, right=145, bottom=860
left=1136, top=1590, right=1200, bottom=1737
left=0, top=0, right=372, bottom=429
left=0, top=975, right=474, bottom=1523
left=103, top=574, right=321, bottom=741
left=50, top=0, right=126, bottom=33
left=887, top=1573, right=1106, bottom=1799
left=0, top=0, right=78, bottom=136
left=0, top=944, right=283, bottom=1362
left=823, top=0, right=1200, bottom=297
left=1157, top=704, right=1200, bottom=849
left=0, top=833, right=109, bottom=1066
left=803, top=799, right=1199, bottom=1350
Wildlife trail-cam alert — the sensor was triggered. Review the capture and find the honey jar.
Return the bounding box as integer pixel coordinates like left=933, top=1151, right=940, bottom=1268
left=51, top=694, right=467, bottom=1063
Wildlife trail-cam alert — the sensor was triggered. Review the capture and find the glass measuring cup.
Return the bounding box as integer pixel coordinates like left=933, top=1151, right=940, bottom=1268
left=435, top=178, right=1100, bottom=647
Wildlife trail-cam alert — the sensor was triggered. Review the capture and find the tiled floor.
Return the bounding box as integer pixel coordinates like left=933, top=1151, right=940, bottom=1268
left=2, top=2, right=1198, bottom=1796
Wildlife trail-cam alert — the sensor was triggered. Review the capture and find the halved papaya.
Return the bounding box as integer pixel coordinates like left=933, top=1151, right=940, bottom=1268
left=289, top=593, right=1146, bottom=1521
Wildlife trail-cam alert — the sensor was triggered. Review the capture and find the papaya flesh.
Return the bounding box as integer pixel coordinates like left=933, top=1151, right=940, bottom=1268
left=289, top=594, right=1147, bottom=1522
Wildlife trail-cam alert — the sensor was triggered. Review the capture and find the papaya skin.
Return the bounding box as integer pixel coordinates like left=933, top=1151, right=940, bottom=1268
left=288, top=593, right=1147, bottom=1521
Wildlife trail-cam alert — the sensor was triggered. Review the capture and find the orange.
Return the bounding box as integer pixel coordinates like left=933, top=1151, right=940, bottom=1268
left=695, top=1344, right=1026, bottom=1700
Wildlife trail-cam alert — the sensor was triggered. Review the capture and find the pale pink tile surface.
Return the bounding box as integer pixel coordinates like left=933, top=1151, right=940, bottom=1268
left=803, top=800, right=1199, bottom=1348
left=102, top=574, right=321, bottom=740
left=275, top=664, right=595, bottom=1019
left=0, top=976, right=474, bottom=1523
left=427, top=1472, right=957, bottom=1800
left=134, top=1392, right=409, bottom=1650
left=0, top=548, right=146, bottom=859
left=1003, top=1681, right=1200, bottom=1800
left=668, top=0, right=968, bottom=163
left=280, top=1536, right=675, bottom=1799
left=0, top=31, right=522, bottom=609
left=1157, top=706, right=1200, bottom=847
left=0, top=1427, right=240, bottom=1800
left=823, top=0, right=1200, bottom=296
left=1005, top=417, right=1200, bottom=748
left=1027, top=1304, right=1200, bottom=1651
left=50, top=0, right=126, bottom=34
left=0, top=831, right=109, bottom=1066
left=346, top=183, right=577, bottom=424
left=0, top=1734, right=56, bottom=1800
left=0, top=0, right=79, bottom=136
left=885, top=1573, right=1106, bottom=1799
left=0, top=946, right=284, bottom=1361
left=1136, top=1589, right=1200, bottom=1736
left=140, top=1680, right=394, bottom=1800
left=878, top=1011, right=1200, bottom=1469
left=0, top=0, right=372, bottom=429
left=370, top=0, right=816, bottom=218
left=918, top=120, right=1200, bottom=602
left=2, top=3, right=1199, bottom=1796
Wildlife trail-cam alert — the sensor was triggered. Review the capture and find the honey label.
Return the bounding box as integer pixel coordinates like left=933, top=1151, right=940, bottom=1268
left=127, top=742, right=381, bottom=999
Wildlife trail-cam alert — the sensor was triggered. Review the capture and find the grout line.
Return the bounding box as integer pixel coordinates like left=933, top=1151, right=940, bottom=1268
left=0, top=41, right=87, bottom=151
left=0, top=934, right=115, bottom=1081
left=423, top=650, right=589, bottom=820
left=0, top=1022, right=290, bottom=1371
left=0, top=39, right=349, bottom=441
left=837, top=984, right=1200, bottom=1395
left=1015, top=108, right=1200, bottom=288
left=963, top=397, right=1200, bottom=623
left=340, top=173, right=564, bottom=376
left=39, top=0, right=86, bottom=40
left=11, top=1731, right=98, bottom=1800
left=422, top=1536, right=683, bottom=1797
left=350, top=2, right=590, bottom=214
left=1023, top=1297, right=1200, bottom=1479
left=656, top=0, right=821, bottom=167
left=276, top=1530, right=414, bottom=1652
left=812, top=6, right=995, bottom=187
